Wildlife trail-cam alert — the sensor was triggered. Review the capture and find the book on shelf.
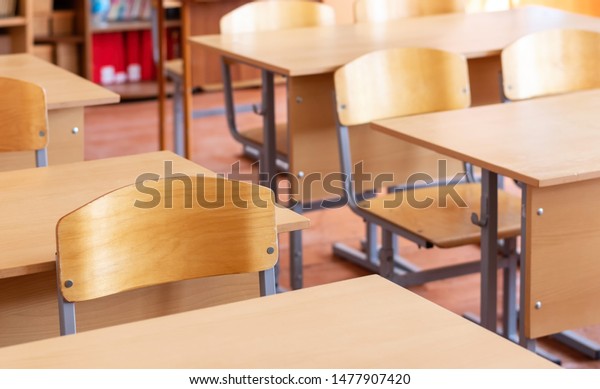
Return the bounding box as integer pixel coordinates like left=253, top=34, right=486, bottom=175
left=99, top=0, right=152, bottom=22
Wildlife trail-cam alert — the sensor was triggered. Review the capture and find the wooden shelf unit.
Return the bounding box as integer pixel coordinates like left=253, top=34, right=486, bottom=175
left=90, top=18, right=180, bottom=33
left=28, top=1, right=259, bottom=99
left=0, top=0, right=32, bottom=54
left=82, top=0, right=182, bottom=99
left=0, top=16, right=27, bottom=28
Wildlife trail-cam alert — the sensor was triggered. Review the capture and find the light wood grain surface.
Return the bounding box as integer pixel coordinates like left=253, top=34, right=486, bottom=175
left=57, top=177, right=278, bottom=302
left=334, top=47, right=470, bottom=126
left=525, top=180, right=600, bottom=338
left=0, top=275, right=557, bottom=368
left=0, top=77, right=48, bottom=152
left=220, top=0, right=335, bottom=34
left=372, top=89, right=600, bottom=188
left=191, top=6, right=600, bottom=77
left=502, top=29, right=600, bottom=100
left=0, top=54, right=119, bottom=110
left=360, top=183, right=520, bottom=248
left=354, top=0, right=466, bottom=23
left=0, top=151, right=308, bottom=279
left=372, top=89, right=600, bottom=339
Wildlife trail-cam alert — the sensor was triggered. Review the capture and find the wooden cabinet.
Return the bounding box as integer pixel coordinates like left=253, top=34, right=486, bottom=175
left=32, top=1, right=86, bottom=76
left=0, top=0, right=32, bottom=54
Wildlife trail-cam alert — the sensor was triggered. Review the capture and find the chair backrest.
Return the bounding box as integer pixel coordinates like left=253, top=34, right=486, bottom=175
left=56, top=175, right=278, bottom=334
left=220, top=0, right=336, bottom=34
left=334, top=47, right=470, bottom=127
left=501, top=29, right=600, bottom=101
left=354, top=0, right=466, bottom=23
left=333, top=47, right=470, bottom=197
left=0, top=77, right=49, bottom=167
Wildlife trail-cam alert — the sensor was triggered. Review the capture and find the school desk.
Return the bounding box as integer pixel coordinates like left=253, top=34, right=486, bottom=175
left=0, top=151, right=309, bottom=347
left=0, top=275, right=556, bottom=368
left=0, top=54, right=119, bottom=170
left=372, top=88, right=600, bottom=353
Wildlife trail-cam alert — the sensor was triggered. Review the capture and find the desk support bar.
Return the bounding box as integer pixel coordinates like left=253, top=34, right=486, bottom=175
left=479, top=168, right=498, bottom=331
left=260, top=70, right=278, bottom=196
left=56, top=257, right=76, bottom=336
left=519, top=185, right=536, bottom=350
left=502, top=237, right=518, bottom=339
left=289, top=201, right=304, bottom=290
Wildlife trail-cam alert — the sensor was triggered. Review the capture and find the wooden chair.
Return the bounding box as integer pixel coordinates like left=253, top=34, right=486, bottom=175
left=220, top=0, right=336, bottom=168
left=501, top=29, right=600, bottom=101
left=333, top=48, right=521, bottom=335
left=56, top=175, right=278, bottom=335
left=350, top=0, right=469, bottom=271
left=0, top=77, right=48, bottom=167
left=354, top=0, right=466, bottom=23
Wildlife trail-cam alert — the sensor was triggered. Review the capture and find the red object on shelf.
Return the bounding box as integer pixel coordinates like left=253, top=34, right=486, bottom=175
left=125, top=31, right=142, bottom=82
left=92, top=32, right=126, bottom=85
left=140, top=30, right=156, bottom=81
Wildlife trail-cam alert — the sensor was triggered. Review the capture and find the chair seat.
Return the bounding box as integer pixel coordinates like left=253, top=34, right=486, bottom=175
left=240, top=123, right=289, bottom=156
left=358, top=183, right=521, bottom=248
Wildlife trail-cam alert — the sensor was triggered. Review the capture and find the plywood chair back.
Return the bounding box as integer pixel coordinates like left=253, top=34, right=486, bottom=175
left=220, top=0, right=336, bottom=34
left=56, top=176, right=278, bottom=335
left=502, top=29, right=600, bottom=101
left=333, top=47, right=470, bottom=193
left=334, top=47, right=469, bottom=191
left=0, top=77, right=49, bottom=167
left=335, top=47, right=470, bottom=127
left=354, top=0, right=466, bottom=23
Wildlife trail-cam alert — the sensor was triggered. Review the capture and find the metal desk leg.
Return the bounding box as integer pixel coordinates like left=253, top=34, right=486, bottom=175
left=289, top=201, right=303, bottom=290
left=172, top=76, right=185, bottom=156
left=260, top=69, right=278, bottom=197
left=472, top=168, right=498, bottom=331
left=502, top=237, right=518, bottom=340
left=519, top=185, right=537, bottom=350
left=260, top=69, right=289, bottom=290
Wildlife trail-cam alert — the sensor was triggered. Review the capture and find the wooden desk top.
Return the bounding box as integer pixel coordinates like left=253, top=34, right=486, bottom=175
left=0, top=54, right=120, bottom=110
left=0, top=275, right=556, bottom=368
left=190, top=6, right=600, bottom=76
left=372, top=89, right=600, bottom=188
left=0, top=151, right=309, bottom=279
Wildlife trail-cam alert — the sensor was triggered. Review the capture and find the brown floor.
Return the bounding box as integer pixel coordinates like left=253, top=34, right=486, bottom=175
left=84, top=86, right=600, bottom=368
